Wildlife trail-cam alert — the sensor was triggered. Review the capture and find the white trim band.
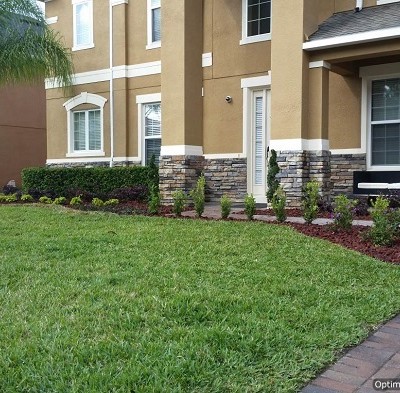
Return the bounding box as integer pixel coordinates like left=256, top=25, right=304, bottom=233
left=309, top=61, right=331, bottom=70
left=203, top=153, right=246, bottom=159
left=47, top=156, right=141, bottom=165
left=110, top=0, right=128, bottom=5
left=160, top=145, right=204, bottom=157
left=269, top=139, right=330, bottom=151
left=303, top=27, right=400, bottom=51
left=46, top=16, right=58, bottom=25
left=241, top=73, right=271, bottom=89
left=46, top=54, right=213, bottom=89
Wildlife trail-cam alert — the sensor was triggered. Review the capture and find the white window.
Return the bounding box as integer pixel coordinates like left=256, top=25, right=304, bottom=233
left=73, top=110, right=101, bottom=152
left=63, top=92, right=107, bottom=157
left=136, top=93, right=162, bottom=165
left=146, top=0, right=161, bottom=50
left=370, top=78, right=400, bottom=167
left=241, top=0, right=271, bottom=45
left=72, top=0, right=94, bottom=51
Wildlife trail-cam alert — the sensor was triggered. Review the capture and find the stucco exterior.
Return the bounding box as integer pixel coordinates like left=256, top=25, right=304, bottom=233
left=44, top=0, right=400, bottom=204
left=0, top=85, right=46, bottom=187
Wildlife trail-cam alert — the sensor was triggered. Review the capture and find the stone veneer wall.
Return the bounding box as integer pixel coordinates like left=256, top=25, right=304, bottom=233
left=159, top=155, right=205, bottom=204
left=203, top=158, right=247, bottom=201
left=330, top=153, right=366, bottom=196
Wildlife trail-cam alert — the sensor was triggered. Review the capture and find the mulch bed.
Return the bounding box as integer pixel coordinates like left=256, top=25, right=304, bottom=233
left=287, top=223, right=400, bottom=265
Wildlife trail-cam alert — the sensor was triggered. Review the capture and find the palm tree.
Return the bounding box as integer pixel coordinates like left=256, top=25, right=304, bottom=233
left=0, top=0, right=73, bottom=88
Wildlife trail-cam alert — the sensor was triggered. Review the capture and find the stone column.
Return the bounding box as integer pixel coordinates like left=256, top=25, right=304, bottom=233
left=159, top=0, right=204, bottom=203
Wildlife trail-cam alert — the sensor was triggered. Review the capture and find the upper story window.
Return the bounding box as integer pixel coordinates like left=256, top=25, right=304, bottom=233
left=241, top=0, right=271, bottom=45
left=146, top=0, right=161, bottom=50
left=72, top=0, right=94, bottom=51
left=370, top=78, right=400, bottom=167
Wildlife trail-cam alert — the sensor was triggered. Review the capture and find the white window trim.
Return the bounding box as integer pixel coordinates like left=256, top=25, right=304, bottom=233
left=146, top=0, right=161, bottom=50
left=240, top=0, right=271, bottom=46
left=63, top=92, right=107, bottom=157
left=136, top=93, right=161, bottom=165
left=360, top=63, right=400, bottom=171
left=72, top=0, right=94, bottom=52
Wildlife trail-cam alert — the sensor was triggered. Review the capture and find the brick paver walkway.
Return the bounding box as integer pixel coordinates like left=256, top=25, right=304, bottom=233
left=302, top=314, right=400, bottom=393
left=184, top=204, right=400, bottom=393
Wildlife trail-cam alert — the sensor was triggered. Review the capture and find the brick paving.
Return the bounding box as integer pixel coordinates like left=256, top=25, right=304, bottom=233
left=301, top=315, right=400, bottom=393
left=184, top=204, right=399, bottom=393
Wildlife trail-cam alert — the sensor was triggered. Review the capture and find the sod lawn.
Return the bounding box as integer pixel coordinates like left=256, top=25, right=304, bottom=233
left=0, top=205, right=400, bottom=392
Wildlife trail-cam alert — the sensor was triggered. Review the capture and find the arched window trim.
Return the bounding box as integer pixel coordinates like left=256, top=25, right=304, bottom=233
left=63, top=92, right=107, bottom=157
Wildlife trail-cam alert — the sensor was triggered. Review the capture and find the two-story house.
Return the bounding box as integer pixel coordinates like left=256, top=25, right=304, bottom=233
left=44, top=0, right=400, bottom=205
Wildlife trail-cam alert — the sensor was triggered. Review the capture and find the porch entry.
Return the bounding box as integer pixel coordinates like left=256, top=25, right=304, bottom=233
left=249, top=89, right=270, bottom=203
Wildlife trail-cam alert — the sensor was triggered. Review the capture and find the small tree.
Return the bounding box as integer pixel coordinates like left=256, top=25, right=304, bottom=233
left=190, top=174, right=206, bottom=218
left=267, top=149, right=280, bottom=203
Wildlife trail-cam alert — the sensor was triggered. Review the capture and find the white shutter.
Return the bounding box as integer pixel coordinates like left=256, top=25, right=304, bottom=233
left=254, top=96, right=264, bottom=185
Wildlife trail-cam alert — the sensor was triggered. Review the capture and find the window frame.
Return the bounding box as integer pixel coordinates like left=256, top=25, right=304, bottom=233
left=63, top=92, right=107, bottom=158
left=72, top=0, right=94, bottom=52
left=367, top=76, right=400, bottom=170
left=136, top=93, right=162, bottom=165
left=240, top=0, right=271, bottom=46
left=146, top=0, right=161, bottom=50
left=72, top=109, right=102, bottom=153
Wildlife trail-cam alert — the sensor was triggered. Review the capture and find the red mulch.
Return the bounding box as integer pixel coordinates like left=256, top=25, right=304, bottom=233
left=287, top=223, right=400, bottom=264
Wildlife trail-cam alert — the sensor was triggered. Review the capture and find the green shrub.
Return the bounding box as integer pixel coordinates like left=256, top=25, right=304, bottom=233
left=244, top=194, right=256, bottom=220
left=220, top=195, right=232, bottom=219
left=21, top=194, right=34, bottom=202
left=70, top=196, right=83, bottom=206
left=333, top=195, right=356, bottom=230
left=172, top=190, right=187, bottom=217
left=148, top=186, right=160, bottom=215
left=39, top=196, right=52, bottom=204
left=104, top=199, right=119, bottom=206
left=0, top=194, right=5, bottom=203
left=91, top=197, right=104, bottom=208
left=53, top=196, right=67, bottom=205
left=272, top=186, right=286, bottom=223
left=3, top=194, right=18, bottom=203
left=267, top=149, right=280, bottom=203
left=190, top=175, right=206, bottom=218
left=367, top=196, right=400, bottom=246
left=22, top=166, right=158, bottom=197
left=302, top=181, right=319, bottom=224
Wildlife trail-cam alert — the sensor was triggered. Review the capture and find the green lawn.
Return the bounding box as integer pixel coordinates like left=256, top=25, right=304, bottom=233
left=0, top=205, right=400, bottom=393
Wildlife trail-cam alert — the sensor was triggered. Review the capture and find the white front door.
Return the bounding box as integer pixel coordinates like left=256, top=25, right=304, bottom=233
left=250, top=90, right=270, bottom=203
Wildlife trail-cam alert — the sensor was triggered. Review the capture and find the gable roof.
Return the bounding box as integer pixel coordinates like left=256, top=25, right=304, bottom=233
left=308, top=3, right=400, bottom=42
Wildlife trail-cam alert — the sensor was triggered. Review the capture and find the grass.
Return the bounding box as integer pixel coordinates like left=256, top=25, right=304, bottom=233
left=0, top=205, right=400, bottom=392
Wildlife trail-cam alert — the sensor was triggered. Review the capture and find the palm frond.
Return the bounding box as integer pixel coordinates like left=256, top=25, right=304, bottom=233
left=0, top=0, right=73, bottom=88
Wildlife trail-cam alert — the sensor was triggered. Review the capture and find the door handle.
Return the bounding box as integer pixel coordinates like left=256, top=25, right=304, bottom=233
left=266, top=146, right=270, bottom=159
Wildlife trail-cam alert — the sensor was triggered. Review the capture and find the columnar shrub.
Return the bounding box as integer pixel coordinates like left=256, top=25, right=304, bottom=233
left=267, top=149, right=280, bottom=203
left=172, top=190, right=187, bottom=217
left=244, top=194, right=256, bottom=220
left=148, top=186, right=161, bottom=215
left=367, top=196, right=400, bottom=246
left=272, top=186, right=287, bottom=223
left=220, top=195, right=232, bottom=219
left=333, top=195, right=356, bottom=230
left=190, top=175, right=206, bottom=218
left=302, top=181, right=319, bottom=224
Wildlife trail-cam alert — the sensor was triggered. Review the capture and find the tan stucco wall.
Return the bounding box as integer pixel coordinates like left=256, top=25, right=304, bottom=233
left=329, top=73, right=362, bottom=149
left=0, top=85, right=46, bottom=186
left=203, top=76, right=244, bottom=154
